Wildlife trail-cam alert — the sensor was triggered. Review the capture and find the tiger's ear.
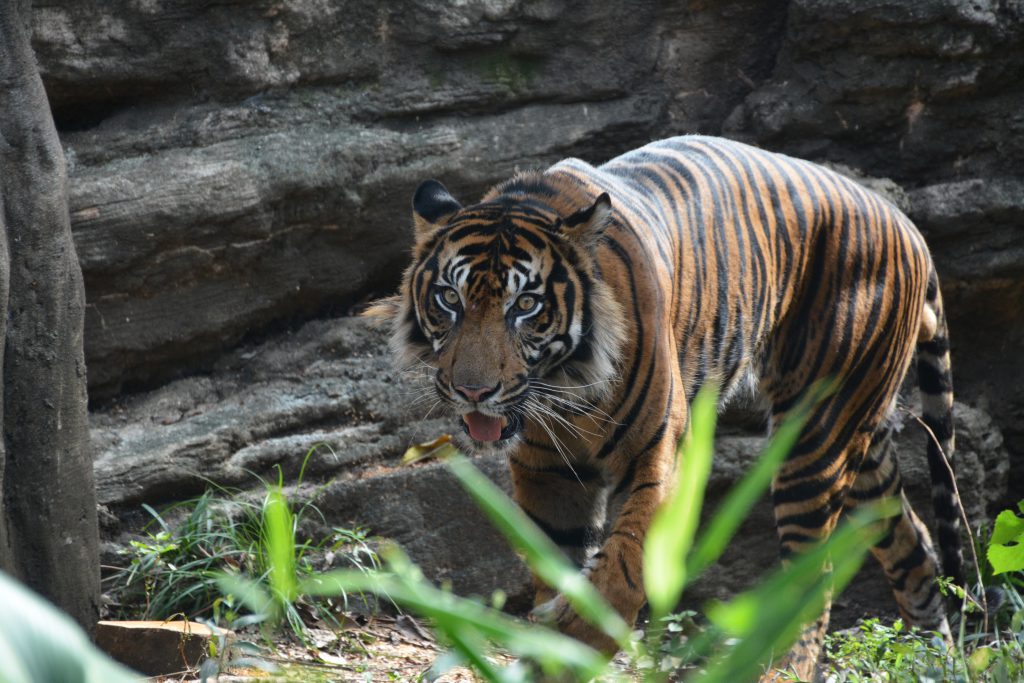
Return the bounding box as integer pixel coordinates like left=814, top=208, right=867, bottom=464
left=413, top=179, right=462, bottom=242
left=560, top=193, right=612, bottom=249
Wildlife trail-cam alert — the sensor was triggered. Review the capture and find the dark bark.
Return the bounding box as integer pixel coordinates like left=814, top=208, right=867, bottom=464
left=0, top=0, right=99, bottom=631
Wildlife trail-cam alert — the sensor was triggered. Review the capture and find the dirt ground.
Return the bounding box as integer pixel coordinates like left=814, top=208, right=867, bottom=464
left=151, top=614, right=501, bottom=683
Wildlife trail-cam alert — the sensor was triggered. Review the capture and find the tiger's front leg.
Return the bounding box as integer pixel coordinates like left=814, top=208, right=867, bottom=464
left=520, top=434, right=678, bottom=654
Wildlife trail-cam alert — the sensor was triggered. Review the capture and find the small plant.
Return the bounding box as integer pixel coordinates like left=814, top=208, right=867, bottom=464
left=107, top=446, right=379, bottom=641
left=821, top=500, right=1024, bottom=683
left=823, top=614, right=1024, bottom=683
left=824, top=618, right=959, bottom=682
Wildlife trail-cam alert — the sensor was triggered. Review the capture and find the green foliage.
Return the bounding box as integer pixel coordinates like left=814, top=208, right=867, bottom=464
left=212, top=485, right=380, bottom=641
left=700, top=503, right=889, bottom=683
left=821, top=501, right=1024, bottom=683
left=108, top=447, right=379, bottom=640
left=111, top=490, right=263, bottom=621
left=0, top=571, right=139, bottom=683
left=989, top=501, right=1024, bottom=576
left=824, top=619, right=958, bottom=682
left=823, top=615, right=1024, bottom=683
left=644, top=387, right=716, bottom=624
left=303, top=549, right=609, bottom=681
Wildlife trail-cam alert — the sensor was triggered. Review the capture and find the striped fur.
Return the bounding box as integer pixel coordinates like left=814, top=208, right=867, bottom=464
left=372, top=136, right=963, bottom=678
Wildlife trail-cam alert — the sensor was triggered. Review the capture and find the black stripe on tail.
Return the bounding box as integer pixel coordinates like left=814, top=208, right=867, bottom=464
left=917, top=272, right=965, bottom=587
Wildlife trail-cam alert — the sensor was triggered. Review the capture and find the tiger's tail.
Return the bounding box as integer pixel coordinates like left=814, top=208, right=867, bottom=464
left=916, top=270, right=965, bottom=587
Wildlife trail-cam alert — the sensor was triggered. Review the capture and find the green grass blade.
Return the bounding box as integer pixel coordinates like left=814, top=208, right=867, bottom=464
left=698, top=502, right=896, bottom=683
left=442, top=625, right=513, bottom=683
left=444, top=453, right=632, bottom=649
left=644, top=385, right=718, bottom=623
left=216, top=572, right=278, bottom=623
left=263, top=488, right=297, bottom=605
left=687, top=381, right=832, bottom=583
left=301, top=548, right=609, bottom=679
left=685, top=409, right=803, bottom=583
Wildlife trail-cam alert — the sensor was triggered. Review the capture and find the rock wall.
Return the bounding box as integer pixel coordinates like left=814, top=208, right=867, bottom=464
left=35, top=0, right=1022, bottom=616
left=35, top=0, right=670, bottom=396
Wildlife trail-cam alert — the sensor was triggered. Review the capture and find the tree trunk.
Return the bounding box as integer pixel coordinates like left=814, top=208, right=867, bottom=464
left=0, top=0, right=100, bottom=632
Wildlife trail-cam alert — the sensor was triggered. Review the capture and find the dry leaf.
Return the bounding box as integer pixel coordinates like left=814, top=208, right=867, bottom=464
left=401, top=434, right=458, bottom=465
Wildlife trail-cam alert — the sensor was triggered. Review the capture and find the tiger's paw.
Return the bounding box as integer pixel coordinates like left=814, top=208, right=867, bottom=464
left=530, top=592, right=619, bottom=654
left=529, top=593, right=569, bottom=627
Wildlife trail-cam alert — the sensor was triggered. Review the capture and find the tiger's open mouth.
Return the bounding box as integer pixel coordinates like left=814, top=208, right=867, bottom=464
left=460, top=411, right=522, bottom=443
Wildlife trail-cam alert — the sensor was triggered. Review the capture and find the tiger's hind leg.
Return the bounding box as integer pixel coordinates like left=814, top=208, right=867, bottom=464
left=844, top=418, right=950, bottom=635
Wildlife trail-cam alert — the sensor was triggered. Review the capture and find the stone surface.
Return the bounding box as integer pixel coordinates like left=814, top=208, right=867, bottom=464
left=33, top=0, right=667, bottom=397
left=93, top=315, right=536, bottom=604
left=312, top=453, right=536, bottom=611
left=95, top=620, right=223, bottom=676
left=29, top=0, right=1020, bottom=488
left=907, top=177, right=1024, bottom=487
left=93, top=316, right=443, bottom=505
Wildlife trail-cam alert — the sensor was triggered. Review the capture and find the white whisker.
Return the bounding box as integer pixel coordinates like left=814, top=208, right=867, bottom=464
left=517, top=404, right=584, bottom=488
left=524, top=396, right=603, bottom=440
left=531, top=389, right=619, bottom=427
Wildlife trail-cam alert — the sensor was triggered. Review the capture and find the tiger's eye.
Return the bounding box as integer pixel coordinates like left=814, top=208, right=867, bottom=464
left=442, top=287, right=460, bottom=306
left=516, top=294, right=537, bottom=312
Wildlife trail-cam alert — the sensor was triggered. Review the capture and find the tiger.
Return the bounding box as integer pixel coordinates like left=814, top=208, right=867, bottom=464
left=368, top=135, right=963, bottom=680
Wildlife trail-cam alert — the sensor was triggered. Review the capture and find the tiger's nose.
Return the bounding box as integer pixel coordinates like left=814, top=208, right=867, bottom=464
left=454, top=384, right=500, bottom=402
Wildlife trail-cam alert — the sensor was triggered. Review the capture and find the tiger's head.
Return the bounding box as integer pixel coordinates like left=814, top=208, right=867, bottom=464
left=369, top=175, right=626, bottom=454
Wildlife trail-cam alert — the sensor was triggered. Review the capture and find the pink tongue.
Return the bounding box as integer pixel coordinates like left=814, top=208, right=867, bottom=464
left=464, top=411, right=503, bottom=442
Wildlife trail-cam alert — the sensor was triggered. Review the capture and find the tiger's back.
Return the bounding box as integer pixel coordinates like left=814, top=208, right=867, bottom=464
left=378, top=135, right=961, bottom=680
left=557, top=136, right=930, bottom=407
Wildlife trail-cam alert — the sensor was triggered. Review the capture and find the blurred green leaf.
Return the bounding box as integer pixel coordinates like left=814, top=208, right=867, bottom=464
left=215, top=572, right=276, bottom=624
left=302, top=546, right=609, bottom=681
left=969, top=645, right=995, bottom=674
left=700, top=501, right=895, bottom=683
left=0, top=571, right=140, bottom=683
left=991, top=504, right=1024, bottom=545
left=263, top=488, right=298, bottom=605
left=445, top=453, right=632, bottom=650
left=989, top=504, right=1024, bottom=575
left=686, top=400, right=809, bottom=584
left=644, top=386, right=717, bottom=623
